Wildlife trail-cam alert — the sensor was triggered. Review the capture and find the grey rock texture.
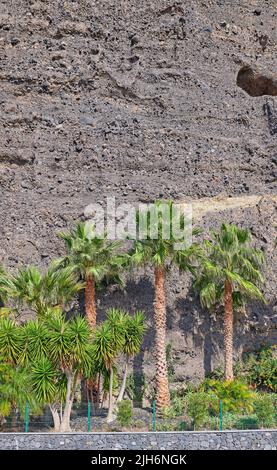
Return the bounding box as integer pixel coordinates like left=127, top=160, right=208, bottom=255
left=0, top=430, right=276, bottom=450
left=0, top=1, right=276, bottom=383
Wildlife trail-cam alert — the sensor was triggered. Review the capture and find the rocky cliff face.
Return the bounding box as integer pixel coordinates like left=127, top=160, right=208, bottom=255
left=0, top=1, right=276, bottom=384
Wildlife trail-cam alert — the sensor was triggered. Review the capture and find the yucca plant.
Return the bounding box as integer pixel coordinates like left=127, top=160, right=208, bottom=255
left=195, top=224, right=265, bottom=380
left=117, top=311, right=146, bottom=403
left=92, top=309, right=126, bottom=422
left=0, top=313, right=94, bottom=431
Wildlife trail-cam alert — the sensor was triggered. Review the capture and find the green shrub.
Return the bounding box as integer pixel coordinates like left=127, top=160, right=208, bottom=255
left=178, top=421, right=190, bottom=431
left=203, top=412, right=260, bottom=431
left=186, top=391, right=213, bottom=430
left=201, top=379, right=255, bottom=413
left=163, top=395, right=186, bottom=418
left=244, top=347, right=277, bottom=392
left=235, top=415, right=259, bottom=430
left=156, top=420, right=177, bottom=432
left=116, top=400, right=133, bottom=427
left=253, top=394, right=276, bottom=428
left=203, top=412, right=238, bottom=430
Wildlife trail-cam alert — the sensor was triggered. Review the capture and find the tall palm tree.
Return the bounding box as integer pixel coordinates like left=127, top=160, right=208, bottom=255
left=0, top=265, right=82, bottom=317
left=117, top=311, right=146, bottom=403
left=131, top=200, right=201, bottom=409
left=56, top=222, right=125, bottom=328
left=194, top=223, right=265, bottom=381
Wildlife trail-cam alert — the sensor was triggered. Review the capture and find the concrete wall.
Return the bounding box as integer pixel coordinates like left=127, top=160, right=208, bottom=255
left=0, top=430, right=276, bottom=450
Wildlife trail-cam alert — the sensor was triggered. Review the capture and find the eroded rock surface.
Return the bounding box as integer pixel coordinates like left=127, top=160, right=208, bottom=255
left=0, top=1, right=276, bottom=383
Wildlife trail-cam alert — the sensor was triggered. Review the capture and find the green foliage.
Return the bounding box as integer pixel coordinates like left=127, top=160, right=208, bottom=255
left=122, top=311, right=146, bottom=358
left=93, top=309, right=126, bottom=373
left=102, top=365, right=118, bottom=393
left=31, top=358, right=59, bottom=403
left=156, top=420, right=177, bottom=432
left=57, top=222, right=126, bottom=287
left=125, top=372, right=146, bottom=404
left=116, top=400, right=133, bottom=427
left=0, top=357, right=41, bottom=420
left=201, top=379, right=255, bottom=413
left=235, top=415, right=259, bottom=430
left=0, top=318, right=20, bottom=363
left=186, top=391, right=214, bottom=430
left=131, top=200, right=201, bottom=270
left=0, top=312, right=94, bottom=429
left=194, top=223, right=265, bottom=310
left=243, top=346, right=277, bottom=392
left=162, top=394, right=187, bottom=419
left=204, top=412, right=259, bottom=430
left=253, top=393, right=276, bottom=428
left=0, top=265, right=82, bottom=317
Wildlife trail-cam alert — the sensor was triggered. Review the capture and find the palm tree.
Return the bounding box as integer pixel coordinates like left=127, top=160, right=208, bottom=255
left=56, top=222, right=125, bottom=328
left=194, top=223, right=265, bottom=381
left=131, top=200, right=201, bottom=409
left=0, top=265, right=82, bottom=317
left=117, top=311, right=146, bottom=403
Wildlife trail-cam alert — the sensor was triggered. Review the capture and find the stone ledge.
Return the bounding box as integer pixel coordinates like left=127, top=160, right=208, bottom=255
left=0, top=430, right=276, bottom=450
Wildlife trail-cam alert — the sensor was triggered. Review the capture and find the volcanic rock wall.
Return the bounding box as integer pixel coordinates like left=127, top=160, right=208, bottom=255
left=0, top=1, right=276, bottom=384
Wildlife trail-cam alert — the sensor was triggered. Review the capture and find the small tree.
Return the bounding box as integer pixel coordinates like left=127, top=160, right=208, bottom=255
left=116, top=400, right=133, bottom=428
left=254, top=394, right=276, bottom=428
left=91, top=309, right=126, bottom=422
left=186, top=391, right=211, bottom=430
left=0, top=314, right=94, bottom=431
left=117, top=311, right=146, bottom=403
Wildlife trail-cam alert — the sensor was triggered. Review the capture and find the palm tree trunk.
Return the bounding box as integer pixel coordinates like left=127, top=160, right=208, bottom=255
left=117, top=356, right=129, bottom=403
left=224, top=279, right=234, bottom=381
left=85, top=275, right=96, bottom=328
left=107, top=366, right=115, bottom=423
left=154, top=266, right=170, bottom=409
left=85, top=276, right=99, bottom=404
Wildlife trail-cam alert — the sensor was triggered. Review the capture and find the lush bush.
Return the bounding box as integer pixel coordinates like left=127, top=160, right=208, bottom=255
left=156, top=420, right=177, bottom=432
left=125, top=373, right=147, bottom=404
left=0, top=357, right=41, bottom=423
left=243, top=347, right=277, bottom=392
left=201, top=379, right=255, bottom=413
left=203, top=412, right=260, bottom=431
left=186, top=391, right=215, bottom=430
left=235, top=415, right=259, bottom=430
left=178, top=421, right=190, bottom=431
left=162, top=394, right=187, bottom=419
left=116, top=400, right=133, bottom=427
left=253, top=393, right=276, bottom=428
left=202, top=412, right=235, bottom=430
